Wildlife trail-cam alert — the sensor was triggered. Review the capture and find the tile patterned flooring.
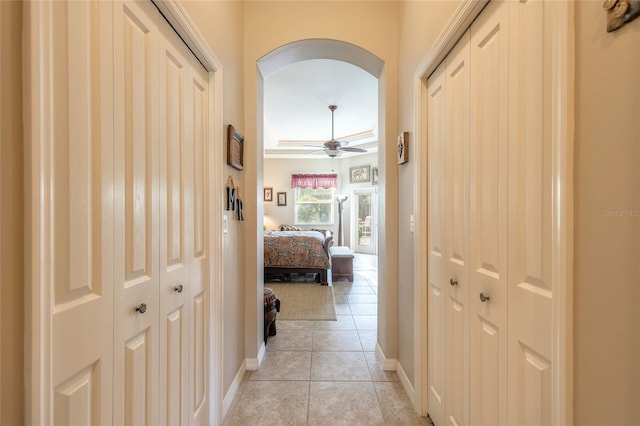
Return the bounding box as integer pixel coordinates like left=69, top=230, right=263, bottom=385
left=223, top=254, right=432, bottom=425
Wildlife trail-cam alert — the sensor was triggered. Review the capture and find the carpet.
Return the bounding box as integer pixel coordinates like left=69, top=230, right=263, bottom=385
left=267, top=283, right=337, bottom=321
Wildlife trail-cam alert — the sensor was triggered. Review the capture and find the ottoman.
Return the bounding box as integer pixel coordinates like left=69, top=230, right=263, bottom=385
left=329, top=246, right=354, bottom=282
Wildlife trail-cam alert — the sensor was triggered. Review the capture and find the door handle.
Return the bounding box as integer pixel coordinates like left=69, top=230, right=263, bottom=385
left=174, top=284, right=184, bottom=293
left=479, top=292, right=490, bottom=303
left=135, top=303, right=147, bottom=314
left=449, top=278, right=458, bottom=286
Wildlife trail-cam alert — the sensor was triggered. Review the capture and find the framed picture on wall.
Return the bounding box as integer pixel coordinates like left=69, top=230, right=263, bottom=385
left=397, top=131, right=409, bottom=165
left=227, top=124, right=244, bottom=170
left=349, top=165, right=370, bottom=183
left=277, top=192, right=287, bottom=206
left=371, top=167, right=379, bottom=185
left=264, top=187, right=273, bottom=202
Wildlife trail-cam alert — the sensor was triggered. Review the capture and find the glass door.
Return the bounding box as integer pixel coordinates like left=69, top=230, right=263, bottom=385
left=352, top=188, right=377, bottom=254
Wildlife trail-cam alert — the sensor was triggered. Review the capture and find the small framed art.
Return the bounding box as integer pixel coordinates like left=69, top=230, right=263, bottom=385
left=349, top=165, right=370, bottom=183
left=397, top=131, right=409, bottom=165
left=264, top=187, right=273, bottom=202
left=277, top=192, right=287, bottom=206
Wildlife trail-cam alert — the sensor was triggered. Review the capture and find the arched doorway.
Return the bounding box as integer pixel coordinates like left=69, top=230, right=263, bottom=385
left=251, top=39, right=392, bottom=363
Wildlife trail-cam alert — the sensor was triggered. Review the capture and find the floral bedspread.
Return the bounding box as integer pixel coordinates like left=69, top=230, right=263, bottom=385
left=264, top=231, right=330, bottom=269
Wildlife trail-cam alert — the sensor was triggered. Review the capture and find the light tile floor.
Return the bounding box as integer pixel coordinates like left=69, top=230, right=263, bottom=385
left=223, top=254, right=432, bottom=426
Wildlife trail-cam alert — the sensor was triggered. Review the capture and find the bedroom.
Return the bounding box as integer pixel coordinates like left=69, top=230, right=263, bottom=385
left=261, top=57, right=380, bottom=284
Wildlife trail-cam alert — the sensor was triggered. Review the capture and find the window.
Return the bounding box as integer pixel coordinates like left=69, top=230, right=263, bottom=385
left=294, top=187, right=335, bottom=225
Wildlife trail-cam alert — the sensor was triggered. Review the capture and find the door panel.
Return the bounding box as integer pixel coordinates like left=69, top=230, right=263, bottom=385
left=469, top=1, right=509, bottom=425
left=166, top=308, right=185, bottom=425
left=353, top=189, right=377, bottom=254
left=156, top=18, right=210, bottom=423
left=158, top=23, right=190, bottom=426
left=444, top=31, right=470, bottom=426
left=508, top=1, right=553, bottom=424
left=50, top=2, right=113, bottom=424
left=188, top=58, right=210, bottom=426
left=124, top=331, right=152, bottom=425
left=192, top=292, right=207, bottom=420
left=53, top=364, right=100, bottom=425
left=113, top=1, right=160, bottom=424
left=426, top=63, right=446, bottom=426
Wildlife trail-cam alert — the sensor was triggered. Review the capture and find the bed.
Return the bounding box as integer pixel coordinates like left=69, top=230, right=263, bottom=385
left=264, top=229, right=333, bottom=285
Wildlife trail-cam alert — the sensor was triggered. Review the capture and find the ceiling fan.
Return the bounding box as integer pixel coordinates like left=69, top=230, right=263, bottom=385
left=307, top=105, right=368, bottom=158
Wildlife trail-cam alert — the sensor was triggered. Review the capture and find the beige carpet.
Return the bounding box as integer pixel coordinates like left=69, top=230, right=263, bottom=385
left=267, top=283, right=337, bottom=321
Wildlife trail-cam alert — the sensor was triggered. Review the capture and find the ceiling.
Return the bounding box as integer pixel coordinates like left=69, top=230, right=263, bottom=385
left=263, top=59, right=378, bottom=159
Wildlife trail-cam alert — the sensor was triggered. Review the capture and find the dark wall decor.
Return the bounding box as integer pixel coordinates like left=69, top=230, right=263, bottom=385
left=226, top=176, right=236, bottom=211
left=236, top=187, right=244, bottom=221
left=397, top=131, right=409, bottom=165
left=225, top=176, right=243, bottom=220
left=227, top=124, right=244, bottom=170
left=604, top=0, right=640, bottom=32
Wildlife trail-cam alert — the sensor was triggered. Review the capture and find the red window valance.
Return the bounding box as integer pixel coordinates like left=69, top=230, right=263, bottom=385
left=291, top=173, right=337, bottom=189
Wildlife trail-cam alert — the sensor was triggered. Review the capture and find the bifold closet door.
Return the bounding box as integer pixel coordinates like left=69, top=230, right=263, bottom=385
left=507, top=1, right=553, bottom=424
left=444, top=30, right=471, bottom=426
left=49, top=2, right=115, bottom=423
left=469, top=1, right=509, bottom=425
left=426, top=63, right=446, bottom=426
left=157, top=17, right=210, bottom=425
left=113, top=1, right=161, bottom=424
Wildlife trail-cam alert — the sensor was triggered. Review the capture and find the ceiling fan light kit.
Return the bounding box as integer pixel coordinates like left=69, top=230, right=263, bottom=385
left=312, top=105, right=368, bottom=158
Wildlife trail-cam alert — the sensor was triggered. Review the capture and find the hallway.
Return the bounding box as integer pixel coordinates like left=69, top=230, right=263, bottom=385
left=223, top=254, right=429, bottom=425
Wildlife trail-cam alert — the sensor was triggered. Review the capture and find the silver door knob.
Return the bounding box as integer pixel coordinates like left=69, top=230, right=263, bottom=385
left=479, top=293, right=490, bottom=302
left=135, top=303, right=147, bottom=314
left=450, top=278, right=458, bottom=286
left=174, top=284, right=184, bottom=293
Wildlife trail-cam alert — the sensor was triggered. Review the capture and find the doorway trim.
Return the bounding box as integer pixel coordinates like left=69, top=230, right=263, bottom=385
left=254, top=40, right=390, bottom=365
left=412, top=1, right=574, bottom=423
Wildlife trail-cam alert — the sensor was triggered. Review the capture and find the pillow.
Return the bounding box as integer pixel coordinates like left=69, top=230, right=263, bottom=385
left=279, top=224, right=303, bottom=231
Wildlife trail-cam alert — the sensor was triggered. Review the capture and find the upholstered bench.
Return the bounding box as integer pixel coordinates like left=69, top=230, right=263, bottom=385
left=329, top=246, right=354, bottom=282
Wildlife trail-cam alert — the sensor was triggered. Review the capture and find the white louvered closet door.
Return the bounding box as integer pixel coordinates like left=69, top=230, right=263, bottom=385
left=426, top=62, right=447, bottom=426
left=469, top=1, right=510, bottom=425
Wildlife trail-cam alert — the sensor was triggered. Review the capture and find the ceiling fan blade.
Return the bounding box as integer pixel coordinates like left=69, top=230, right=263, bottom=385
left=340, top=147, right=367, bottom=153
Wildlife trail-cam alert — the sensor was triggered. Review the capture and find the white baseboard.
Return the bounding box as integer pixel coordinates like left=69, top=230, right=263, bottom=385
left=396, top=361, right=415, bottom=407
left=222, top=360, right=246, bottom=419
left=246, top=342, right=267, bottom=370
left=375, top=343, right=397, bottom=371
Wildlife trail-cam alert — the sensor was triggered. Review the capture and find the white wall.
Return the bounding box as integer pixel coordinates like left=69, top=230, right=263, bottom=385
left=264, top=153, right=378, bottom=248
left=263, top=157, right=339, bottom=234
